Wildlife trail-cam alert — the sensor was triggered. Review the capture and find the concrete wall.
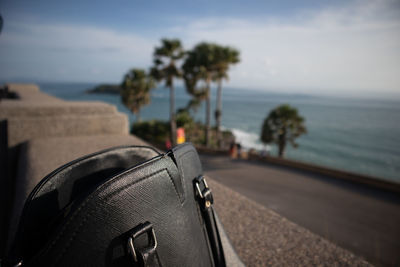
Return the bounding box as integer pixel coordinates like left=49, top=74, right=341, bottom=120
left=195, top=145, right=400, bottom=194
left=1, top=83, right=129, bottom=147
left=247, top=152, right=400, bottom=194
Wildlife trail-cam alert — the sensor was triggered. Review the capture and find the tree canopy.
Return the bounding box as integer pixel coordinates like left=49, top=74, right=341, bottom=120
left=121, top=69, right=155, bottom=122
left=212, top=46, right=240, bottom=81
left=261, top=104, right=307, bottom=157
left=151, top=39, right=184, bottom=87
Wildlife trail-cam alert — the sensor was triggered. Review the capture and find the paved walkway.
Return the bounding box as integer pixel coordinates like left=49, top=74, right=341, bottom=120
left=200, top=155, right=400, bottom=267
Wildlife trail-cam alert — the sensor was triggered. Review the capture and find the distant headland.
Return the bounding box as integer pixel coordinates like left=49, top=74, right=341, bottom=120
left=87, top=84, right=121, bottom=94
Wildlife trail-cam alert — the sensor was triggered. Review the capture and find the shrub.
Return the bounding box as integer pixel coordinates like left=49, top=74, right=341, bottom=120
left=131, top=120, right=169, bottom=145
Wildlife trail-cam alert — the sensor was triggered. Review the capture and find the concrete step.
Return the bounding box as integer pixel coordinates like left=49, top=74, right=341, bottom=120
left=6, top=113, right=129, bottom=147
left=6, top=83, right=40, bottom=93
left=5, top=83, right=62, bottom=102
left=0, top=101, right=119, bottom=117
left=1, top=84, right=131, bottom=147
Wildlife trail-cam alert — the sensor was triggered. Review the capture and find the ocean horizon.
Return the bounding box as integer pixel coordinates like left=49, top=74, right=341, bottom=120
left=33, top=82, right=400, bottom=184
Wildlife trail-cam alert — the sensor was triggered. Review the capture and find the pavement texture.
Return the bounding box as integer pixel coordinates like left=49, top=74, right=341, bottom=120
left=210, top=179, right=371, bottom=266
left=201, top=155, right=400, bottom=266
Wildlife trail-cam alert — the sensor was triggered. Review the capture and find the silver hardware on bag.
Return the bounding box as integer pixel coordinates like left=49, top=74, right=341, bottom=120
left=127, top=222, right=158, bottom=263
left=195, top=176, right=209, bottom=198
left=194, top=176, right=213, bottom=209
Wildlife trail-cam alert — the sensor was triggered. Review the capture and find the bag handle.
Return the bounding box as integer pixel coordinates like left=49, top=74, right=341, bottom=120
left=194, top=176, right=226, bottom=267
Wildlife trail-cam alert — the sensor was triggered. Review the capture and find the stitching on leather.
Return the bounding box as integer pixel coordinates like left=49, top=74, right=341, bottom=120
left=164, top=168, right=182, bottom=203
left=32, top=147, right=158, bottom=200
left=47, top=190, right=96, bottom=251
left=50, top=167, right=180, bottom=264
left=52, top=210, right=93, bottom=266
left=102, top=168, right=181, bottom=203
left=176, top=149, right=198, bottom=204
left=178, top=157, right=186, bottom=204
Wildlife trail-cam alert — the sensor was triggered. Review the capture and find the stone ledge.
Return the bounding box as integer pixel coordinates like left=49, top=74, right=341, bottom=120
left=0, top=101, right=118, bottom=117
left=6, top=83, right=40, bottom=93
left=6, top=113, right=129, bottom=147
left=5, top=83, right=62, bottom=103
left=1, top=84, right=130, bottom=147
left=247, top=152, right=400, bottom=194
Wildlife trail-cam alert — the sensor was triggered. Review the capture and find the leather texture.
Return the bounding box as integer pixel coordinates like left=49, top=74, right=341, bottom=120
left=8, top=143, right=240, bottom=266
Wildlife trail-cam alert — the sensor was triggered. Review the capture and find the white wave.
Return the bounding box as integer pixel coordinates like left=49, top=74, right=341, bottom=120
left=229, top=128, right=267, bottom=151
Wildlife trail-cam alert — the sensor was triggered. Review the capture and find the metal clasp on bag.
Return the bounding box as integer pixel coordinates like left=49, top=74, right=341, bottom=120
left=194, top=176, right=213, bottom=209
left=127, top=222, right=158, bottom=263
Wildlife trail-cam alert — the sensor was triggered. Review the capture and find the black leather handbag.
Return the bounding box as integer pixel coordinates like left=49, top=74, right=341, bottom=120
left=6, top=143, right=242, bottom=266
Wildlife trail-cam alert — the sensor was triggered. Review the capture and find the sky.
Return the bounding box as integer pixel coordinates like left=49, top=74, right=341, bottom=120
left=0, top=0, right=399, bottom=98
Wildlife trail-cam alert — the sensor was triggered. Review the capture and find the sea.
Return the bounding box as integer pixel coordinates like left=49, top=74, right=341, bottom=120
left=37, top=82, right=400, bottom=184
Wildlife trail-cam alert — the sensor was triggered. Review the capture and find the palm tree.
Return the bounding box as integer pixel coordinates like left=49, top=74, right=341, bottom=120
left=261, top=104, right=307, bottom=157
left=121, top=69, right=155, bottom=122
left=151, top=39, right=185, bottom=146
left=182, top=42, right=220, bottom=147
left=213, top=46, right=240, bottom=148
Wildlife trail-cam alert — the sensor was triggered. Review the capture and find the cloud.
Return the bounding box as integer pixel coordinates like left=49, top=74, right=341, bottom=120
left=169, top=0, right=400, bottom=96
left=0, top=0, right=399, bottom=97
left=0, top=22, right=157, bottom=82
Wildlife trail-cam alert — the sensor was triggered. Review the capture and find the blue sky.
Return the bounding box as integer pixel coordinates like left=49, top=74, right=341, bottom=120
left=0, top=0, right=399, bottom=97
